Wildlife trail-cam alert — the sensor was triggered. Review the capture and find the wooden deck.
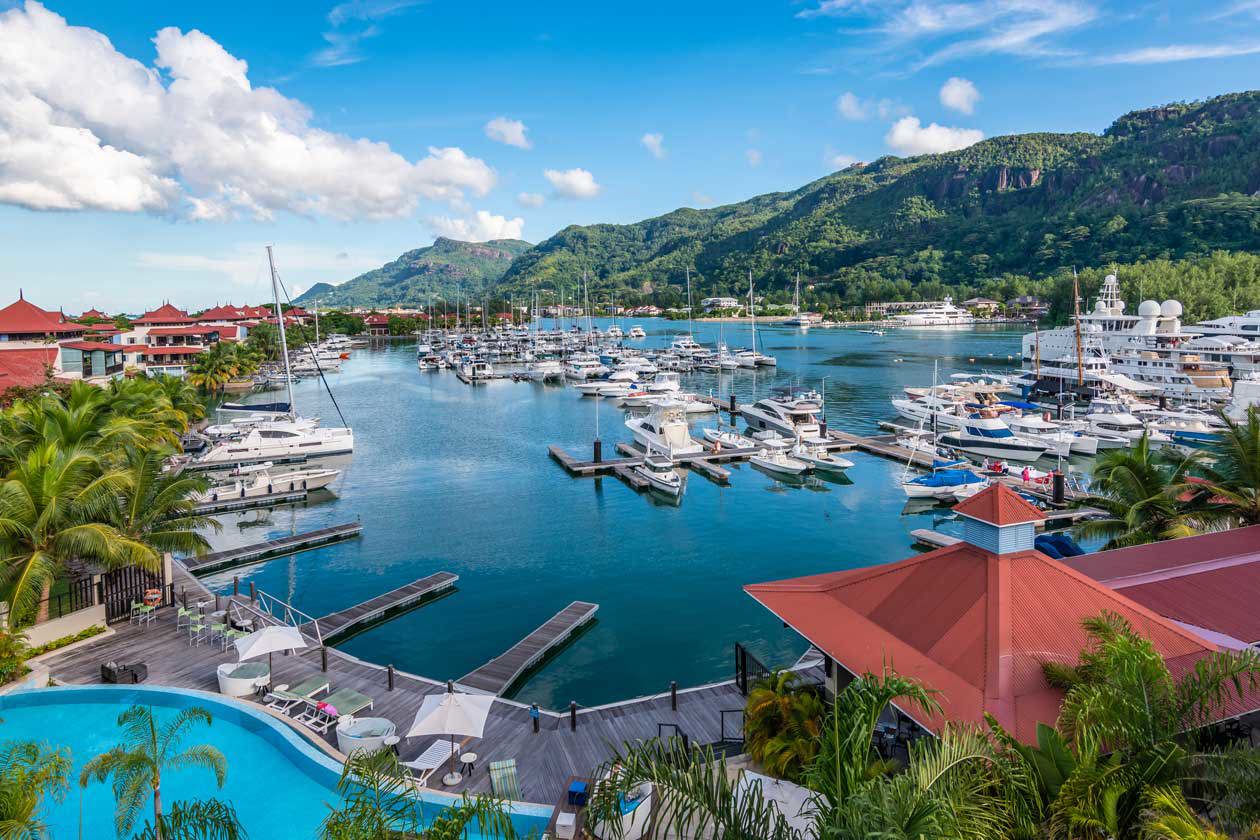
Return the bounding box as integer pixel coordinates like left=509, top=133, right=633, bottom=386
left=459, top=602, right=599, bottom=696
left=192, top=490, right=308, bottom=515
left=182, top=522, right=364, bottom=575
left=308, top=572, right=458, bottom=643
left=39, top=565, right=800, bottom=806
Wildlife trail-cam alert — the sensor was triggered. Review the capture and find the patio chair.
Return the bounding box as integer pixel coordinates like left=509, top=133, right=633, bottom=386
left=293, top=688, right=374, bottom=734
left=263, top=676, right=330, bottom=714
left=403, top=740, right=460, bottom=788
left=488, top=758, right=521, bottom=802
left=208, top=620, right=229, bottom=649
left=176, top=605, right=196, bottom=629
left=187, top=616, right=208, bottom=646
left=130, top=601, right=155, bottom=626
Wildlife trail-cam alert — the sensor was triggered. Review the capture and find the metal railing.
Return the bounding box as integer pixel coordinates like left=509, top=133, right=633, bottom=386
left=244, top=588, right=323, bottom=646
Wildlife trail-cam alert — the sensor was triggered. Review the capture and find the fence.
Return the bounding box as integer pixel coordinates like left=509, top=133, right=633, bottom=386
left=734, top=642, right=772, bottom=695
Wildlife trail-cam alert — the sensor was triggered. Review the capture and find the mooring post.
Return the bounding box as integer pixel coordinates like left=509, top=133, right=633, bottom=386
left=569, top=701, right=577, bottom=731
left=728, top=394, right=737, bottom=415
left=248, top=581, right=256, bottom=601
left=593, top=438, right=602, bottom=464
left=531, top=704, right=540, bottom=733
left=671, top=681, right=678, bottom=711
left=214, top=594, right=221, bottom=612
left=321, top=647, right=328, bottom=672
left=233, top=576, right=239, bottom=596
left=387, top=665, right=395, bottom=691
left=447, top=679, right=454, bottom=693
left=180, top=587, right=187, bottom=609
left=1053, top=471, right=1066, bottom=505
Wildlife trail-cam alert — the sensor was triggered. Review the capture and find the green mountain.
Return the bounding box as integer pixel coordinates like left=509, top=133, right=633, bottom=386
left=295, top=237, right=532, bottom=307
left=499, top=90, right=1260, bottom=317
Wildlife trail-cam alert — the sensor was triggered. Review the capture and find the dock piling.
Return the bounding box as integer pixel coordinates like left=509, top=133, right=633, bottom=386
left=233, top=576, right=239, bottom=596
left=569, top=701, right=577, bottom=731
left=387, top=664, right=395, bottom=691
left=321, top=647, right=328, bottom=672
left=531, top=704, right=540, bottom=733
left=248, top=581, right=256, bottom=601
left=1053, top=471, right=1065, bottom=505
left=593, top=438, right=602, bottom=464
left=671, top=681, right=678, bottom=710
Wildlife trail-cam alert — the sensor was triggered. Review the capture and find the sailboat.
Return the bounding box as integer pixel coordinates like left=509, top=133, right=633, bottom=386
left=784, top=273, right=821, bottom=327
left=199, top=247, right=355, bottom=466
left=745, top=271, right=776, bottom=366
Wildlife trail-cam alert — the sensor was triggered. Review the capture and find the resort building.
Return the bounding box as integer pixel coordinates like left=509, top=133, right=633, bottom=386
left=745, top=484, right=1260, bottom=742
left=0, top=293, right=89, bottom=389
left=701, top=296, right=742, bottom=312
left=364, top=313, right=390, bottom=335
left=962, top=297, right=1001, bottom=315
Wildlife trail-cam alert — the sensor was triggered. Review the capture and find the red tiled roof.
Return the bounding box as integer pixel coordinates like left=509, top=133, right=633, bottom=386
left=952, top=483, right=1047, bottom=526
left=133, top=303, right=194, bottom=325
left=139, top=346, right=205, bottom=356
left=364, top=314, right=389, bottom=325
left=745, top=541, right=1230, bottom=741
left=147, top=326, right=222, bottom=336
left=1066, top=526, right=1260, bottom=645
left=78, top=308, right=108, bottom=319
left=60, top=341, right=122, bottom=352
left=0, top=296, right=85, bottom=335
left=0, top=347, right=58, bottom=388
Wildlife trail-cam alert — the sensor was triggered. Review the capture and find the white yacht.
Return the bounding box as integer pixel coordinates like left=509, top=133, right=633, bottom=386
left=702, top=427, right=757, bottom=449
left=625, top=401, right=704, bottom=459
left=565, top=355, right=610, bottom=380
left=634, top=452, right=685, bottom=497
left=606, top=324, right=624, bottom=340
left=890, top=396, right=967, bottom=430
left=197, top=425, right=355, bottom=464
left=1083, top=398, right=1171, bottom=444
left=203, top=416, right=318, bottom=440
left=791, top=441, right=854, bottom=472
left=628, top=325, right=647, bottom=339
left=670, top=336, right=706, bottom=356
left=1227, top=375, right=1260, bottom=422
left=937, top=416, right=1048, bottom=462
left=193, top=466, right=341, bottom=504
left=784, top=312, right=823, bottom=327
left=646, top=371, right=681, bottom=393
left=738, top=394, right=822, bottom=440
left=750, top=448, right=810, bottom=475
left=458, top=359, right=495, bottom=382
left=1001, top=414, right=1079, bottom=458
left=525, top=359, right=565, bottom=383
left=892, top=297, right=975, bottom=327
left=1190, top=310, right=1260, bottom=341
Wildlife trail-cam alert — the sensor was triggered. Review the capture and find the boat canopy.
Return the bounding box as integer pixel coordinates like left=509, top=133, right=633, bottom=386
left=907, top=469, right=985, bottom=487
left=999, top=400, right=1041, bottom=411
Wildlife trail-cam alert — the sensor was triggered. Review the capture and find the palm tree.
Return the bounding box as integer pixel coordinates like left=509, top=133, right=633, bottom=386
left=743, top=671, right=825, bottom=782
left=0, top=740, right=71, bottom=839
left=79, top=705, right=234, bottom=840
left=320, top=750, right=516, bottom=840
left=0, top=444, right=151, bottom=626
left=186, top=346, right=238, bottom=394
left=1077, top=435, right=1203, bottom=548
left=1180, top=408, right=1260, bottom=528
left=108, top=447, right=218, bottom=565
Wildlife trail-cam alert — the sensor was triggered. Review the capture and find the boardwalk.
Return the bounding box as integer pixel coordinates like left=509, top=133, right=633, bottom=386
left=38, top=566, right=798, bottom=805
left=183, top=522, right=363, bottom=575
left=192, top=490, right=307, bottom=515
left=308, top=572, right=458, bottom=642
left=460, top=602, right=599, bottom=696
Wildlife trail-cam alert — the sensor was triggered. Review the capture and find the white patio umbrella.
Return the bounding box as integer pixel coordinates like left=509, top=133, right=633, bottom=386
left=405, top=689, right=495, bottom=785
left=233, top=625, right=307, bottom=674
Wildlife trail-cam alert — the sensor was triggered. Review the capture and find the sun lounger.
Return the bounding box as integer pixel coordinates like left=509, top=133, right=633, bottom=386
left=489, top=758, right=521, bottom=802
left=403, top=740, right=461, bottom=787
left=263, top=676, right=330, bottom=713
left=293, top=687, right=373, bottom=734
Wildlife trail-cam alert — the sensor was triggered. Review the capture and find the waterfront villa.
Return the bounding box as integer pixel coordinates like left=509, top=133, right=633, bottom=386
left=365, top=313, right=391, bottom=335
left=745, top=484, right=1260, bottom=741
left=0, top=293, right=92, bottom=388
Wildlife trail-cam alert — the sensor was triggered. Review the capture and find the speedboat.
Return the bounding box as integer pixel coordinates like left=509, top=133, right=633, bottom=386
left=646, top=372, right=681, bottom=393
left=565, top=355, right=610, bottom=380
left=625, top=400, right=704, bottom=459
left=1084, top=398, right=1172, bottom=444
left=192, top=467, right=342, bottom=503
left=1002, top=414, right=1076, bottom=458
left=791, top=441, right=854, bottom=472
left=596, top=381, right=637, bottom=398
left=197, top=425, right=355, bottom=464
left=702, top=427, right=757, bottom=449
left=634, top=452, right=685, bottom=497
left=937, top=416, right=1049, bottom=462
left=750, top=430, right=793, bottom=450
left=750, top=448, right=810, bottom=475
left=739, top=394, right=822, bottom=440
left=628, top=326, right=647, bottom=339
left=525, top=359, right=565, bottom=383
left=901, top=466, right=989, bottom=499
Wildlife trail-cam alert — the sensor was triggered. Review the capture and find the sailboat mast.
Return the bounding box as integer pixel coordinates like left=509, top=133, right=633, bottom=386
left=748, top=269, right=757, bottom=354
left=265, top=245, right=296, bottom=415
left=1073, top=268, right=1084, bottom=388
left=314, top=299, right=320, bottom=345
left=685, top=267, right=694, bottom=338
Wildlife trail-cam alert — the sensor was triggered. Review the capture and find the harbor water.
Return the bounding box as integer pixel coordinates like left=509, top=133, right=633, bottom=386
left=202, top=319, right=1029, bottom=708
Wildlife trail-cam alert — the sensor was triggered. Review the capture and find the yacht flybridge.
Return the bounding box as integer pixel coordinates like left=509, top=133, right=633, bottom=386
left=937, top=416, right=1048, bottom=462
left=625, top=400, right=704, bottom=459
left=738, top=393, right=822, bottom=440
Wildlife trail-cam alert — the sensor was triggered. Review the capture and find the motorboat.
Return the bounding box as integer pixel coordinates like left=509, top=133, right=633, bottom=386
left=734, top=349, right=760, bottom=369
left=646, top=372, right=681, bottom=393
left=1084, top=398, right=1172, bottom=444
left=750, top=448, right=810, bottom=475
left=565, top=355, right=610, bottom=380
left=750, top=430, right=793, bottom=450
left=606, top=324, right=625, bottom=340
left=890, top=397, right=967, bottom=430
left=1001, top=413, right=1076, bottom=458
left=628, top=326, right=647, bottom=339
left=525, top=359, right=565, bottom=383
left=892, top=296, right=975, bottom=327
left=702, top=427, right=757, bottom=449
left=197, top=425, right=355, bottom=464
left=573, top=378, right=615, bottom=395
left=937, top=416, right=1049, bottom=462
left=901, top=466, right=990, bottom=499
left=674, top=393, right=716, bottom=414
left=457, top=359, right=495, bottom=382
left=596, top=381, right=637, bottom=398
left=670, top=336, right=706, bottom=356
left=625, top=400, right=704, bottom=459
left=858, top=328, right=886, bottom=336
left=791, top=441, right=854, bottom=472
left=192, top=466, right=341, bottom=503
left=739, top=394, right=822, bottom=440
left=634, top=452, right=685, bottom=497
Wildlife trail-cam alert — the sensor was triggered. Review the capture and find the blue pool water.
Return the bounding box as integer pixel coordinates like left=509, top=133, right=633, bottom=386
left=0, top=686, right=550, bottom=838
left=200, top=320, right=1057, bottom=708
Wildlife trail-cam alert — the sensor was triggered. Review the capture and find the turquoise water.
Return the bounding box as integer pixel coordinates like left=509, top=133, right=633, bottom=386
left=0, top=686, right=550, bottom=838
left=201, top=320, right=1029, bottom=709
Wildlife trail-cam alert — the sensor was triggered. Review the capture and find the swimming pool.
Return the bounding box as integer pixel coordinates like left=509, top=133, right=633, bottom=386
left=0, top=686, right=551, bottom=838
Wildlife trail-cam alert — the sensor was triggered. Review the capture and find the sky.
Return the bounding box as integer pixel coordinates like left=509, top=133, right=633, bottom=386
left=1, top=0, right=1259, bottom=313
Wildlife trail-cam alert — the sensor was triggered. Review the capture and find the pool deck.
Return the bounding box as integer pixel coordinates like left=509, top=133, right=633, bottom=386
left=40, top=562, right=816, bottom=806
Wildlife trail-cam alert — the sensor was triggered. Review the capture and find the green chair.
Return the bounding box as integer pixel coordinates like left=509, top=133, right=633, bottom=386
left=187, top=617, right=207, bottom=646
left=489, top=759, right=522, bottom=802
left=176, top=605, right=196, bottom=630
left=209, top=621, right=229, bottom=649
left=130, top=601, right=155, bottom=626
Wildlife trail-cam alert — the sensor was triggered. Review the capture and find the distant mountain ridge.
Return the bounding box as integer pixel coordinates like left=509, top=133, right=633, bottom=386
left=294, top=237, right=531, bottom=307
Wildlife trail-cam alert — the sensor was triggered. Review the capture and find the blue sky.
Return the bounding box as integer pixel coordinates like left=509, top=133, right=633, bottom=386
left=1, top=0, right=1258, bottom=312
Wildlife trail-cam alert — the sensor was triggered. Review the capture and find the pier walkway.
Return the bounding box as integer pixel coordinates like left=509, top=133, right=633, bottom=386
left=307, top=571, right=458, bottom=643
left=192, top=490, right=308, bottom=515
left=182, top=522, right=363, bottom=575
left=460, top=601, right=599, bottom=696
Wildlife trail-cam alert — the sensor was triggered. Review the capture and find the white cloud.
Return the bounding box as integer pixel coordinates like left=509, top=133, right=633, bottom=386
left=745, top=149, right=763, bottom=167
left=0, top=2, right=495, bottom=220
left=885, top=116, right=983, bottom=155
left=836, top=92, right=868, bottom=120
left=136, top=244, right=390, bottom=291
left=428, top=210, right=525, bottom=242
left=691, top=190, right=714, bottom=206
left=544, top=167, right=601, bottom=199
left=824, top=147, right=859, bottom=169
left=517, top=191, right=545, bottom=208
left=939, top=76, right=980, bottom=114
left=1086, top=41, right=1260, bottom=64
left=484, top=116, right=532, bottom=149
left=316, top=0, right=422, bottom=66
left=327, top=0, right=424, bottom=27
left=640, top=132, right=666, bottom=159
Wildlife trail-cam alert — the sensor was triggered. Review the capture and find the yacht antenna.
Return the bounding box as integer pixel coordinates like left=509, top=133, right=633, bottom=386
left=748, top=269, right=757, bottom=355
left=266, top=245, right=296, bottom=418
left=685, top=267, right=694, bottom=339
left=1073, top=268, right=1084, bottom=389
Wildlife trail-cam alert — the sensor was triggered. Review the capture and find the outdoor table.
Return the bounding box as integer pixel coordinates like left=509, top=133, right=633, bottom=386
left=459, top=751, right=478, bottom=775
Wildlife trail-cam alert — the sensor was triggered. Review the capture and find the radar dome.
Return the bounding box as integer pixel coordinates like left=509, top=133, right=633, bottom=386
left=1116, top=301, right=1125, bottom=312
left=1094, top=300, right=1107, bottom=314
left=1138, top=300, right=1160, bottom=318
left=1105, top=274, right=1118, bottom=283
left=1161, top=300, right=1183, bottom=318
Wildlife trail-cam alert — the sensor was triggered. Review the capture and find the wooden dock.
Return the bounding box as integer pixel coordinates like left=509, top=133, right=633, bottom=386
left=307, top=571, right=458, bottom=643
left=192, top=490, right=307, bottom=515
left=183, top=522, right=364, bottom=575
left=460, top=601, right=599, bottom=696
left=911, top=529, right=962, bottom=549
